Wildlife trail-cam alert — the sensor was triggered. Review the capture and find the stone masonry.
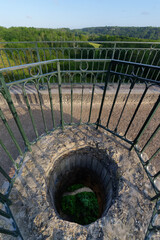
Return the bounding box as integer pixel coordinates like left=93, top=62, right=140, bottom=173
left=0, top=125, right=155, bottom=240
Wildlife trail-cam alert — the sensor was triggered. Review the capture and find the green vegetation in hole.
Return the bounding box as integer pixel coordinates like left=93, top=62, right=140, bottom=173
left=61, top=184, right=99, bottom=225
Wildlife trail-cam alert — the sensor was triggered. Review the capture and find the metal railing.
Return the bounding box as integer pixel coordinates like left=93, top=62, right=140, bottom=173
left=0, top=41, right=160, bottom=83
left=0, top=58, right=159, bottom=239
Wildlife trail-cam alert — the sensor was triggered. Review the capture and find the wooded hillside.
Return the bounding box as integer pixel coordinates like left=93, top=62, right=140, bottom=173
left=0, top=26, right=160, bottom=42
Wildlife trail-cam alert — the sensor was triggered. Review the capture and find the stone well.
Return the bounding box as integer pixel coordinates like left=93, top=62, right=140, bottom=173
left=1, top=125, right=155, bottom=240
left=48, top=146, right=118, bottom=223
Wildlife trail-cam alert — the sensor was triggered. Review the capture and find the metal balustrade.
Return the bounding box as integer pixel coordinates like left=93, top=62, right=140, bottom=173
left=0, top=57, right=159, bottom=239
left=0, top=41, right=160, bottom=83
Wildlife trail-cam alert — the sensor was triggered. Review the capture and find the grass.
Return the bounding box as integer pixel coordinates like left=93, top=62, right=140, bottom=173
left=61, top=184, right=99, bottom=225
left=89, top=42, right=101, bottom=48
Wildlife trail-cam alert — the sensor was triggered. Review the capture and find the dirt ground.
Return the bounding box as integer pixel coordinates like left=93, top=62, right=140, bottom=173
left=0, top=84, right=159, bottom=187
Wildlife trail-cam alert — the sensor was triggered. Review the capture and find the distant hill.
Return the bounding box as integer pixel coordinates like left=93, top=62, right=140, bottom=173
left=0, top=26, right=160, bottom=43
left=73, top=26, right=160, bottom=40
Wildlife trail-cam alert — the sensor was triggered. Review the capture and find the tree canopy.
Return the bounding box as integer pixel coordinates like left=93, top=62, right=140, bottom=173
left=0, top=26, right=160, bottom=43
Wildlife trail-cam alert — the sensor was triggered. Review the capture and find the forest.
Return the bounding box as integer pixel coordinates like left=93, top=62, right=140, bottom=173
left=0, top=26, right=160, bottom=43
left=0, top=26, right=159, bottom=83
left=76, top=26, right=160, bottom=40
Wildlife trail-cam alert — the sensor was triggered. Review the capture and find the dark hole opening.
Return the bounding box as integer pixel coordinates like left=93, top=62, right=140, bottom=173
left=48, top=148, right=118, bottom=225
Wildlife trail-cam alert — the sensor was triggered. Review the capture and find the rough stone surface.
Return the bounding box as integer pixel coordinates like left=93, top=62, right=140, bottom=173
left=0, top=125, right=155, bottom=240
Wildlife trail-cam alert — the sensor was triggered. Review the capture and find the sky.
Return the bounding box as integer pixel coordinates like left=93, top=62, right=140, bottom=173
left=0, top=0, right=160, bottom=29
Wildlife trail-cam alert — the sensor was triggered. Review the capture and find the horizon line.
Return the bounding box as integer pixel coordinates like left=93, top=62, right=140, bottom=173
left=1, top=25, right=160, bottom=30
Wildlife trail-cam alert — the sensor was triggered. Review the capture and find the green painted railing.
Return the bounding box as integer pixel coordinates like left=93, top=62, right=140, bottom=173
left=0, top=41, right=160, bottom=83
left=0, top=58, right=159, bottom=239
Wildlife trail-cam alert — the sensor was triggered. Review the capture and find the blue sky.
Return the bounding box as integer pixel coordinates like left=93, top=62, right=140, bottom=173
left=0, top=0, right=160, bottom=29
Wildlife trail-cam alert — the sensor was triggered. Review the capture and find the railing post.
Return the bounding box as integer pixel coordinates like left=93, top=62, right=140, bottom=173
left=0, top=165, right=11, bottom=183
left=112, top=42, right=116, bottom=59
left=0, top=193, right=12, bottom=205
left=96, top=61, right=112, bottom=129
left=0, top=204, right=24, bottom=239
left=57, top=62, right=64, bottom=129
left=35, top=42, right=45, bottom=86
left=70, top=75, right=73, bottom=124
left=0, top=108, right=23, bottom=156
left=130, top=95, right=160, bottom=151
left=0, top=73, right=31, bottom=151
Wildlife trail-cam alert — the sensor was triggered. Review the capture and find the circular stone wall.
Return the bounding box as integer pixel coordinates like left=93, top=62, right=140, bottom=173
left=0, top=125, right=155, bottom=240
left=48, top=147, right=118, bottom=224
